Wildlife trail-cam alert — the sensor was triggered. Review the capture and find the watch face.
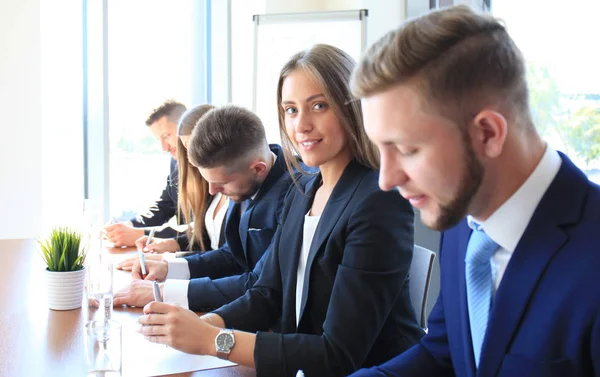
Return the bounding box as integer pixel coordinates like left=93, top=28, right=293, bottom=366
left=216, top=333, right=234, bottom=351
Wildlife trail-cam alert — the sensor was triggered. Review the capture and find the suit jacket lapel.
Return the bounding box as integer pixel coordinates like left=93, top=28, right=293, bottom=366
left=224, top=200, right=245, bottom=266
left=454, top=221, right=477, bottom=377
left=283, top=175, right=320, bottom=329
left=297, top=161, right=366, bottom=323
left=239, top=200, right=252, bottom=254
left=218, top=215, right=227, bottom=247
left=478, top=153, right=587, bottom=377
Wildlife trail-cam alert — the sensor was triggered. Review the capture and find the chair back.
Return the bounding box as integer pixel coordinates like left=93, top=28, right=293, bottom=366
left=410, top=245, right=436, bottom=329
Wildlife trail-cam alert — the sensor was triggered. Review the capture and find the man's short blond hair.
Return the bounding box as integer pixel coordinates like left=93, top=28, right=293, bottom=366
left=351, top=5, right=532, bottom=128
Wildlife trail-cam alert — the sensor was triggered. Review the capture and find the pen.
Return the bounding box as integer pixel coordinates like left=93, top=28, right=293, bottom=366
left=152, top=280, right=163, bottom=302
left=137, top=247, right=147, bottom=279
left=145, top=228, right=156, bottom=251
left=137, top=229, right=155, bottom=279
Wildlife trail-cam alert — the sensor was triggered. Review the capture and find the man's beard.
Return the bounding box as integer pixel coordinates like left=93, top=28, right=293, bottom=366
left=233, top=177, right=262, bottom=203
left=430, top=133, right=484, bottom=231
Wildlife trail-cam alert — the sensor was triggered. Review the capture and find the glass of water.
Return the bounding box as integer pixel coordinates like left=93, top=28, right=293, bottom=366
left=86, top=259, right=114, bottom=324
left=85, top=320, right=122, bottom=376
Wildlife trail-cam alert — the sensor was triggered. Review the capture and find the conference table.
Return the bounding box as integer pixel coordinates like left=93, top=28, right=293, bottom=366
left=0, top=239, right=256, bottom=377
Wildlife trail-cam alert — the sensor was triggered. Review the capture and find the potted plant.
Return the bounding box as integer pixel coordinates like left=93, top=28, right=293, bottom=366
left=39, top=227, right=88, bottom=310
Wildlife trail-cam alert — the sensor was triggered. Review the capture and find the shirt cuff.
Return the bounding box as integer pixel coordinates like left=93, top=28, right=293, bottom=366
left=161, top=253, right=178, bottom=260
left=163, top=279, right=190, bottom=309
left=165, top=258, right=190, bottom=280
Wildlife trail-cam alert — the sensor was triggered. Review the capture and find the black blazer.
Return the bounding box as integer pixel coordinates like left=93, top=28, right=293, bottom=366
left=184, top=145, right=297, bottom=311
left=130, top=157, right=182, bottom=238
left=214, top=160, right=424, bottom=377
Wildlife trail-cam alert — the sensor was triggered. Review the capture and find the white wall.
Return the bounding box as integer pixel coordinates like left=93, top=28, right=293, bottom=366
left=0, top=0, right=43, bottom=239
left=0, top=0, right=83, bottom=239
left=264, top=0, right=326, bottom=13
left=231, top=0, right=266, bottom=109
left=40, top=0, right=84, bottom=232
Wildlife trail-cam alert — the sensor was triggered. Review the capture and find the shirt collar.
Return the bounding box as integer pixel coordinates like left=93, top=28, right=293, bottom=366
left=467, top=145, right=562, bottom=252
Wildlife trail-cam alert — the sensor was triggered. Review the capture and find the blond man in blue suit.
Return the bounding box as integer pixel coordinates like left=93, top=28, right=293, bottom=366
left=350, top=5, right=600, bottom=377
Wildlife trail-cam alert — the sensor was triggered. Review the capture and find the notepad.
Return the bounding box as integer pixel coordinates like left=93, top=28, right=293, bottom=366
left=120, top=322, right=235, bottom=377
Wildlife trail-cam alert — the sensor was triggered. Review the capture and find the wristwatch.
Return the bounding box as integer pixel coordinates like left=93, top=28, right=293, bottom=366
left=215, top=329, right=235, bottom=360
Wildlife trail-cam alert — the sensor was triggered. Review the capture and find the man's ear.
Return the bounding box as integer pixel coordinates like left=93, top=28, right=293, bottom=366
left=249, top=160, right=268, bottom=178
left=470, top=109, right=508, bottom=159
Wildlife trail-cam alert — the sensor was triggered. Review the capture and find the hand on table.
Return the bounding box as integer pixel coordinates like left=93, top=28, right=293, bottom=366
left=104, top=222, right=144, bottom=247
left=113, top=279, right=160, bottom=307
left=135, top=236, right=180, bottom=253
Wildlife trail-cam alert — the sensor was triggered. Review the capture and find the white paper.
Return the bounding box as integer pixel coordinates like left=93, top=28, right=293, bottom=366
left=120, top=323, right=235, bottom=377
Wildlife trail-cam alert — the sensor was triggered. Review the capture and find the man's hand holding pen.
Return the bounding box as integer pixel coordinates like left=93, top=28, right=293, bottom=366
left=136, top=228, right=156, bottom=279
left=130, top=258, right=169, bottom=282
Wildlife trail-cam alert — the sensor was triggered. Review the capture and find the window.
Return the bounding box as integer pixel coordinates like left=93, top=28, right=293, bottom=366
left=493, top=0, right=600, bottom=182
left=106, top=0, right=196, bottom=219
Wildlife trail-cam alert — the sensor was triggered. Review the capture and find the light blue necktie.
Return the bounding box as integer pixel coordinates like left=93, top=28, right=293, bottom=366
left=465, top=225, right=499, bottom=368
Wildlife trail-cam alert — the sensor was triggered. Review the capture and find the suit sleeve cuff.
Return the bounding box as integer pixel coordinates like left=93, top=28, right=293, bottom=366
left=165, top=258, right=190, bottom=280
left=163, top=279, right=190, bottom=309
left=254, top=331, right=283, bottom=375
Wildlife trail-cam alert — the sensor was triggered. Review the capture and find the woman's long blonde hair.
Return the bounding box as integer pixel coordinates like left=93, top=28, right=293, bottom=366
left=276, top=44, right=380, bottom=178
left=177, top=104, right=216, bottom=251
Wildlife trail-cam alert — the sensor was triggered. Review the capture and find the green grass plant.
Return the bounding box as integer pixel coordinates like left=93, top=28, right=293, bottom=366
left=39, top=227, right=87, bottom=272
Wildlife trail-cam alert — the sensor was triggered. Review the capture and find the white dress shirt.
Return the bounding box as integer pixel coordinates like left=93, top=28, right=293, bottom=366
left=163, top=152, right=277, bottom=308
left=467, top=145, right=561, bottom=295
left=296, top=212, right=321, bottom=326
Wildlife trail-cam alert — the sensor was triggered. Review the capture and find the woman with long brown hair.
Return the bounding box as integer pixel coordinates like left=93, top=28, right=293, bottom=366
left=138, top=45, right=422, bottom=377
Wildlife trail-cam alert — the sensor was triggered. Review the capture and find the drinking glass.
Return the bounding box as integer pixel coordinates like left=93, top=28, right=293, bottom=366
left=84, top=320, right=122, bottom=376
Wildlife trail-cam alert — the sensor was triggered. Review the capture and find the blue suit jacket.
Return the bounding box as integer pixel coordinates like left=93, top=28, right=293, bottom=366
left=351, top=153, right=600, bottom=377
left=214, top=160, right=424, bottom=377
left=183, top=145, right=295, bottom=311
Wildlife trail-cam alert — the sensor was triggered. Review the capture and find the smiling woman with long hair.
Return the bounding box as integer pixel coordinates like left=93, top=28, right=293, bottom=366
left=138, top=44, right=423, bottom=377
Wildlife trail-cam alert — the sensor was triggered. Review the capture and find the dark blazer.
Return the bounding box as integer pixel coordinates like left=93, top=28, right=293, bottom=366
left=184, top=145, right=296, bottom=311
left=350, top=152, right=600, bottom=377
left=130, top=157, right=182, bottom=238
left=214, top=160, right=424, bottom=377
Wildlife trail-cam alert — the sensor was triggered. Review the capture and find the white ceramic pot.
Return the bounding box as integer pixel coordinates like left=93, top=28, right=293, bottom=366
left=45, top=267, right=87, bottom=310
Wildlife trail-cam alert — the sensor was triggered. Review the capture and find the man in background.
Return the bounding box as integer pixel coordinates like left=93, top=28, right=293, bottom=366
left=105, top=99, right=187, bottom=247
